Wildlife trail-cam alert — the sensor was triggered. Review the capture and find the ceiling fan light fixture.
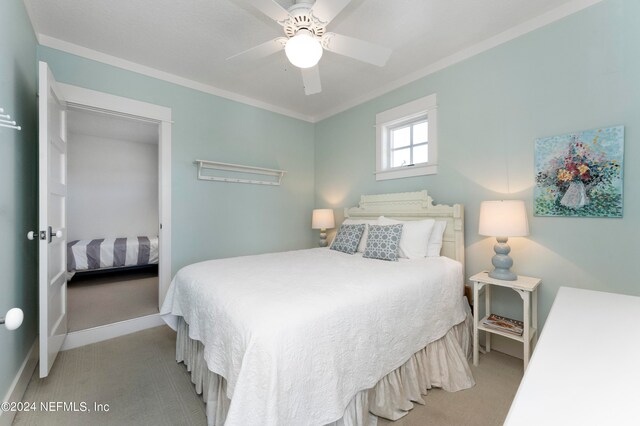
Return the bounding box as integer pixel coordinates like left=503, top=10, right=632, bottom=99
left=285, top=29, right=323, bottom=69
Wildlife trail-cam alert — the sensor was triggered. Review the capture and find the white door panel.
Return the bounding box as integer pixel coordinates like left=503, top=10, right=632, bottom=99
left=38, top=61, right=68, bottom=378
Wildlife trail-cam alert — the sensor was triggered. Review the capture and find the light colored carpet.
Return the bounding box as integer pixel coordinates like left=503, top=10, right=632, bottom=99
left=15, top=326, right=206, bottom=426
left=16, top=326, right=522, bottom=426
left=67, top=271, right=159, bottom=331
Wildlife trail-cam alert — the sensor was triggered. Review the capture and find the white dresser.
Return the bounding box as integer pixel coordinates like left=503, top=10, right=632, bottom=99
left=505, top=286, right=640, bottom=426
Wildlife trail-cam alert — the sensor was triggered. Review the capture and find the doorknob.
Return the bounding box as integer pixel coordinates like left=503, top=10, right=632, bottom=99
left=1, top=308, right=24, bottom=331
left=46, top=226, right=63, bottom=243
left=28, top=230, right=48, bottom=241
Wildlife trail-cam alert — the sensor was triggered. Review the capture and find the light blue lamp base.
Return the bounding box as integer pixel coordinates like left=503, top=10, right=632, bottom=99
left=488, top=237, right=517, bottom=281
left=319, top=229, right=328, bottom=247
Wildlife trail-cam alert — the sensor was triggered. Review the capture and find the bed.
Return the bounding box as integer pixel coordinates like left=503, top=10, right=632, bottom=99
left=67, top=236, right=159, bottom=278
left=160, top=191, right=474, bottom=426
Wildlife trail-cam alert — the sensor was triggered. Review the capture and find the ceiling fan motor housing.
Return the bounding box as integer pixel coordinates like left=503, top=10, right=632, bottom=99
left=284, top=2, right=326, bottom=38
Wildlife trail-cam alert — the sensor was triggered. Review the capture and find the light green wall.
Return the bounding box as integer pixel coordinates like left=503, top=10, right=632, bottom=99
left=2, top=0, right=637, bottom=397
left=37, top=47, right=317, bottom=274
left=0, top=0, right=38, bottom=403
left=315, top=0, right=639, bottom=328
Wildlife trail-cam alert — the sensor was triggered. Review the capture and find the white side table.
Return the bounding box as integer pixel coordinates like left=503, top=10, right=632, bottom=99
left=470, top=271, right=542, bottom=370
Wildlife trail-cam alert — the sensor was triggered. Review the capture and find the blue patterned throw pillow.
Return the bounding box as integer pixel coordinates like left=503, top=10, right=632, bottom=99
left=363, top=224, right=403, bottom=261
left=330, top=224, right=366, bottom=255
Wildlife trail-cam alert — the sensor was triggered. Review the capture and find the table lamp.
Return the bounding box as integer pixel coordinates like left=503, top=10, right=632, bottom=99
left=312, top=209, right=335, bottom=247
left=478, top=200, right=529, bottom=281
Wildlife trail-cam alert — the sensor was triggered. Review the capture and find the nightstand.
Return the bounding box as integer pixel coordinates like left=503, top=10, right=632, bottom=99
left=470, top=271, right=542, bottom=370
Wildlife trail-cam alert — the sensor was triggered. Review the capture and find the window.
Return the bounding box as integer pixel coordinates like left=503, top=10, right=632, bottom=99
left=375, top=94, right=437, bottom=181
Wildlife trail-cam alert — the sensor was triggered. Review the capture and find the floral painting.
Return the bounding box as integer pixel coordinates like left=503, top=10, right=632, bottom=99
left=534, top=126, right=624, bottom=217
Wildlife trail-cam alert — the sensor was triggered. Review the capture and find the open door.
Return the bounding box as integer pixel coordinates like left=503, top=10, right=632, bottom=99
left=38, top=61, right=68, bottom=378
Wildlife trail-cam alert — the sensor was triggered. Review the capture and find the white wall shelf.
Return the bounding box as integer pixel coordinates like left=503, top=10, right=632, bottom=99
left=194, top=159, right=286, bottom=186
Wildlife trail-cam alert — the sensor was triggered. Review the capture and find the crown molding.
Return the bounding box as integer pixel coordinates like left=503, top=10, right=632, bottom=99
left=37, top=34, right=315, bottom=123
left=311, top=0, right=604, bottom=122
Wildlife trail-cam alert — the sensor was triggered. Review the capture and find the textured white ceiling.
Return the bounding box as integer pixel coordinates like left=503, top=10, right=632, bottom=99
left=68, top=109, right=158, bottom=144
left=26, top=0, right=581, bottom=120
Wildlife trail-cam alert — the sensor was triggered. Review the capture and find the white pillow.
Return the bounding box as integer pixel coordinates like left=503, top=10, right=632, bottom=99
left=378, top=217, right=435, bottom=259
left=426, top=220, right=447, bottom=257
left=341, top=218, right=377, bottom=253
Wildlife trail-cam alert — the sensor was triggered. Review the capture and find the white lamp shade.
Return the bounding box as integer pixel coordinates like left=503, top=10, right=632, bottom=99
left=479, top=200, right=529, bottom=237
left=312, top=209, right=335, bottom=229
left=285, top=30, right=323, bottom=69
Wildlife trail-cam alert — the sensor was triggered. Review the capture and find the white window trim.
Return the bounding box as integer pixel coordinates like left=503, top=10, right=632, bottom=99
left=375, top=94, right=438, bottom=181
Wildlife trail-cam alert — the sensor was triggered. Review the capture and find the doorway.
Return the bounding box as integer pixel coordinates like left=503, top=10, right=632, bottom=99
left=65, top=107, right=160, bottom=332
left=58, top=83, right=172, bottom=311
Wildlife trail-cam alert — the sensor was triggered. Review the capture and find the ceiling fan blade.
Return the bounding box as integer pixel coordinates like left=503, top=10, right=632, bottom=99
left=301, top=66, right=322, bottom=95
left=226, top=38, right=285, bottom=62
left=248, top=0, right=291, bottom=23
left=311, top=0, right=351, bottom=25
left=322, top=33, right=392, bottom=67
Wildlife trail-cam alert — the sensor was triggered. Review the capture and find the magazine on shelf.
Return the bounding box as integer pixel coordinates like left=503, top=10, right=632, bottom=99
left=482, top=314, right=524, bottom=336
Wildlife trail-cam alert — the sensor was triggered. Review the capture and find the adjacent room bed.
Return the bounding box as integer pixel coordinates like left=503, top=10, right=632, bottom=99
left=161, top=191, right=474, bottom=426
left=67, top=236, right=159, bottom=279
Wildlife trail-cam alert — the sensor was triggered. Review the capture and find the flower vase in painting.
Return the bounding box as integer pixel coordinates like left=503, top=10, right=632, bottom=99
left=534, top=126, right=624, bottom=218
left=560, top=181, right=588, bottom=209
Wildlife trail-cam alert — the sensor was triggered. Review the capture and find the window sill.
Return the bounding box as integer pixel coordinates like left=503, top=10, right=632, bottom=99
left=375, top=164, right=438, bottom=181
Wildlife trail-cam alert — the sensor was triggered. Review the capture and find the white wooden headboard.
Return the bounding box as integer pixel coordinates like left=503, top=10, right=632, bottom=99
left=344, top=191, right=465, bottom=273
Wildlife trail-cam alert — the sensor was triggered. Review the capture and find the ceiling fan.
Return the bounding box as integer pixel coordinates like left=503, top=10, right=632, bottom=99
left=228, top=0, right=393, bottom=95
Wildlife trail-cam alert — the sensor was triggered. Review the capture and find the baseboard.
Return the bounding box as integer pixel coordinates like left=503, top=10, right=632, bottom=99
left=0, top=339, right=38, bottom=426
left=61, top=313, right=165, bottom=351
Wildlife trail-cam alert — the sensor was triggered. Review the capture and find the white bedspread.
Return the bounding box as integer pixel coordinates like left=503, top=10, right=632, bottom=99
left=160, top=248, right=466, bottom=426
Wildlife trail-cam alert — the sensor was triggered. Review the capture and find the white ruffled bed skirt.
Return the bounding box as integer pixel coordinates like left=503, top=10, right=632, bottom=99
left=176, top=304, right=475, bottom=426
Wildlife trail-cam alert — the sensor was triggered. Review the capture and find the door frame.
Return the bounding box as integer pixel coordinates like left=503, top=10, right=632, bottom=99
left=59, top=83, right=172, bottom=308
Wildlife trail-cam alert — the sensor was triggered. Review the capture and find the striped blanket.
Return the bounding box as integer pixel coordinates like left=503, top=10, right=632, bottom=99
left=67, top=236, right=159, bottom=273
